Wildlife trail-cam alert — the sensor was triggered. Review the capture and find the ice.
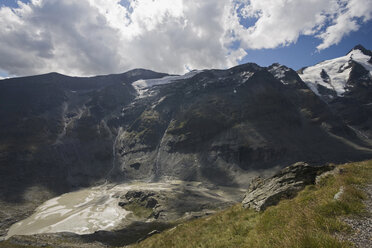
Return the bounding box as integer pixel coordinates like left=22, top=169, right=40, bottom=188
left=132, top=70, right=202, bottom=98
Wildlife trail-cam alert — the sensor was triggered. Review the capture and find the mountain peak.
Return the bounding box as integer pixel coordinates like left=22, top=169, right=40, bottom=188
left=348, top=44, right=372, bottom=57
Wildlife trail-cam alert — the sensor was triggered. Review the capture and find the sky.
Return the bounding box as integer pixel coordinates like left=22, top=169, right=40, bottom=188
left=0, top=0, right=371, bottom=79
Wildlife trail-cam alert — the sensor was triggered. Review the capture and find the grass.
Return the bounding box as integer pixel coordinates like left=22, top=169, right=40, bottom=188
left=0, top=242, right=53, bottom=248
left=123, top=202, right=154, bottom=219
left=130, top=160, right=372, bottom=248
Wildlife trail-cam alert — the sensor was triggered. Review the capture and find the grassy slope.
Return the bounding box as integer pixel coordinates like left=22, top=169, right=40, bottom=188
left=131, top=160, right=372, bottom=248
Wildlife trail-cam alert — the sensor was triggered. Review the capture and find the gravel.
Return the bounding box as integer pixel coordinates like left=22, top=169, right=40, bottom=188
left=339, top=184, right=372, bottom=248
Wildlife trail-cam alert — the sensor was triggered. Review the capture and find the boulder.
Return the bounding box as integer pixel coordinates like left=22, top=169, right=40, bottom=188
left=242, top=162, right=334, bottom=211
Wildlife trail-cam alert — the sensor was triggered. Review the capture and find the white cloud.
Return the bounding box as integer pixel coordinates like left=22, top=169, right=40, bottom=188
left=230, top=0, right=372, bottom=50
left=316, top=0, right=372, bottom=50
left=0, top=0, right=245, bottom=76
left=0, top=0, right=371, bottom=77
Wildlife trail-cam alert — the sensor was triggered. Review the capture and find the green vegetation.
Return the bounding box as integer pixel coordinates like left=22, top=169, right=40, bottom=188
left=131, top=160, right=372, bottom=248
left=124, top=202, right=154, bottom=219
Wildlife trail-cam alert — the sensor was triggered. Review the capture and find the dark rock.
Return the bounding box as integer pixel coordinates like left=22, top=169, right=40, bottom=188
left=317, top=84, right=337, bottom=100
left=118, top=201, right=128, bottom=207
left=349, top=44, right=372, bottom=57
left=125, top=191, right=144, bottom=200
left=242, top=162, right=334, bottom=211
left=125, top=190, right=155, bottom=202
left=145, top=198, right=158, bottom=208
left=120, top=190, right=159, bottom=211
left=152, top=209, right=164, bottom=219
left=348, top=62, right=370, bottom=84
left=320, top=69, right=331, bottom=83
left=129, top=163, right=141, bottom=170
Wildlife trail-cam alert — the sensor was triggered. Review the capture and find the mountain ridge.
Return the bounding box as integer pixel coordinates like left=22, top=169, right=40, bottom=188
left=1, top=48, right=372, bottom=198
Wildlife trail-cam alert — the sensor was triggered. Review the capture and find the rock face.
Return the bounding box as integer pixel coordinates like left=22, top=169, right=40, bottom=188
left=242, top=162, right=334, bottom=211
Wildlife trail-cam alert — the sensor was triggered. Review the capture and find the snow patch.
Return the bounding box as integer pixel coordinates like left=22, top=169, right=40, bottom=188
left=268, top=65, right=291, bottom=85
left=240, top=71, right=254, bottom=79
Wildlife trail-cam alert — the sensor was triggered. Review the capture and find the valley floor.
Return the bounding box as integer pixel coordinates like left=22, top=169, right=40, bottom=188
left=0, top=181, right=245, bottom=247
left=0, top=160, right=371, bottom=248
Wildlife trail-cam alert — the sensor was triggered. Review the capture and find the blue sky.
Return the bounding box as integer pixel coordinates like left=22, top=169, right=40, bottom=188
left=1, top=0, right=30, bottom=8
left=241, top=21, right=372, bottom=70
left=0, top=0, right=371, bottom=77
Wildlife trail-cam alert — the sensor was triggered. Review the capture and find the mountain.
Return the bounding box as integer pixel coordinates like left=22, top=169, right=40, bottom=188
left=113, top=63, right=371, bottom=187
left=298, top=45, right=372, bottom=140
left=0, top=69, right=168, bottom=201
left=1, top=56, right=371, bottom=205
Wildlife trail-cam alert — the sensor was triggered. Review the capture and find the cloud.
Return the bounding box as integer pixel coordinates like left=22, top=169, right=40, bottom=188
left=316, top=0, right=372, bottom=50
left=0, top=0, right=124, bottom=76
left=0, top=0, right=371, bottom=76
left=231, top=0, right=372, bottom=51
left=0, top=0, right=246, bottom=76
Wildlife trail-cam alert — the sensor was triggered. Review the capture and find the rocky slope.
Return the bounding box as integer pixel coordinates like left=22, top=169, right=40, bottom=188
left=113, top=62, right=371, bottom=188
left=1, top=61, right=369, bottom=204
left=0, top=69, right=167, bottom=202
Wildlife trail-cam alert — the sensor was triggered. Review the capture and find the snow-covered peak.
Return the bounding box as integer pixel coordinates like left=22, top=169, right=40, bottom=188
left=349, top=45, right=372, bottom=57
left=132, top=70, right=203, bottom=98
left=299, top=48, right=372, bottom=97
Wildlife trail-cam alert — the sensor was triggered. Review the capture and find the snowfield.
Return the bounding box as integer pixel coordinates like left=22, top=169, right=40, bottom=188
left=299, top=49, right=372, bottom=97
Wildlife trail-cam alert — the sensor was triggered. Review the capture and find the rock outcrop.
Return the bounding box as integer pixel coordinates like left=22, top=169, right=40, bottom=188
left=119, top=190, right=160, bottom=209
left=242, top=162, right=334, bottom=211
